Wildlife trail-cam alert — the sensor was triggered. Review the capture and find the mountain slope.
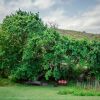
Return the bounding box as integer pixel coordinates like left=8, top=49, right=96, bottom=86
left=57, top=29, right=100, bottom=41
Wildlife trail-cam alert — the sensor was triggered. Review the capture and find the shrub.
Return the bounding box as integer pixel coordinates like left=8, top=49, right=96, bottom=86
left=58, top=89, right=74, bottom=95
left=0, top=10, right=100, bottom=82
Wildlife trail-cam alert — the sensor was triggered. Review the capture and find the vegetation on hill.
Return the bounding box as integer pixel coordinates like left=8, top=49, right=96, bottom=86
left=57, top=29, right=100, bottom=41
left=0, top=10, right=100, bottom=83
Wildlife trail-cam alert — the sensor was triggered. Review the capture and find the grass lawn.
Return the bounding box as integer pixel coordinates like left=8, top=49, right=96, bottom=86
left=0, top=85, right=100, bottom=100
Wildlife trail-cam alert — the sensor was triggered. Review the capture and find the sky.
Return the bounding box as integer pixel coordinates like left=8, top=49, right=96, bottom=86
left=0, top=0, right=100, bottom=34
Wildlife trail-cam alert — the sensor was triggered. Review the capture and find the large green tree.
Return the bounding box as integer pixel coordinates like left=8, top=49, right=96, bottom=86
left=0, top=10, right=100, bottom=82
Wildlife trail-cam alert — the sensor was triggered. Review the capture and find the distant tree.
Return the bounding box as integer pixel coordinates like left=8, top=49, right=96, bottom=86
left=83, top=31, right=86, bottom=34
left=47, top=21, right=58, bottom=29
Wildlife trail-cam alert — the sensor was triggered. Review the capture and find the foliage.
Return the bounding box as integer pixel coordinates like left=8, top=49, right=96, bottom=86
left=0, top=10, right=100, bottom=82
left=0, top=10, right=46, bottom=79
left=58, top=86, right=100, bottom=96
left=0, top=78, right=15, bottom=86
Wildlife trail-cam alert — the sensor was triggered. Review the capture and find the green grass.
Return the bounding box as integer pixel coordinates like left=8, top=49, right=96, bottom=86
left=58, top=86, right=100, bottom=96
left=0, top=85, right=100, bottom=100
left=0, top=78, right=100, bottom=100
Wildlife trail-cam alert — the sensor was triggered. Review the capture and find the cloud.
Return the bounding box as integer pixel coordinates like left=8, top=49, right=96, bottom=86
left=0, top=0, right=35, bottom=21
left=43, top=4, right=100, bottom=33
left=33, top=0, right=55, bottom=9
left=0, top=0, right=100, bottom=34
left=73, top=4, right=100, bottom=33
left=0, top=0, right=56, bottom=21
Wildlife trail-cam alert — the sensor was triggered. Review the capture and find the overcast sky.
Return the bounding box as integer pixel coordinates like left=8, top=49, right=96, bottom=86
left=0, top=0, right=100, bottom=34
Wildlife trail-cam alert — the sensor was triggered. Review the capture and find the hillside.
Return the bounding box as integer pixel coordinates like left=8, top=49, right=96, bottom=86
left=57, top=29, right=100, bottom=41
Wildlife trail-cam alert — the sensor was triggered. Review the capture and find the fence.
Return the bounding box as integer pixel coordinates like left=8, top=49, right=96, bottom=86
left=76, top=80, right=100, bottom=89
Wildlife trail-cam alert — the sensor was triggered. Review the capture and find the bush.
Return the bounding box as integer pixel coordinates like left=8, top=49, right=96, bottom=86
left=58, top=87, right=100, bottom=96
left=58, top=89, right=74, bottom=95
left=0, top=10, right=100, bottom=82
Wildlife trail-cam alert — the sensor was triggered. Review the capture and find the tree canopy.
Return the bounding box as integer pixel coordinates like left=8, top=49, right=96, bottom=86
left=0, top=10, right=100, bottom=82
